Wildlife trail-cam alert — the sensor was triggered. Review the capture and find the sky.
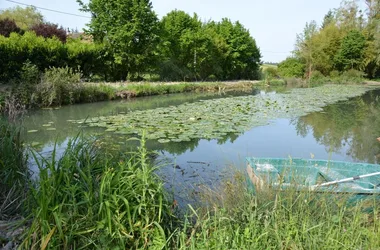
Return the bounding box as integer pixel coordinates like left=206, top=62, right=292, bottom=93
left=1, top=0, right=349, bottom=62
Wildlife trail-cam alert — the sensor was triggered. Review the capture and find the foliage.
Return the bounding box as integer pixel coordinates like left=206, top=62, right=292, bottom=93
left=32, top=67, right=81, bottom=107
left=0, top=5, right=262, bottom=84
left=290, top=1, right=380, bottom=79
left=77, top=0, right=160, bottom=80
left=335, top=30, right=367, bottom=71
left=216, top=19, right=261, bottom=80
left=278, top=57, right=305, bottom=78
left=0, top=18, right=22, bottom=37
left=0, top=32, right=67, bottom=82
left=0, top=6, right=43, bottom=30
left=21, top=136, right=173, bottom=249
left=158, top=12, right=261, bottom=81
left=0, top=119, right=28, bottom=219
left=340, top=69, right=366, bottom=84
left=295, top=21, right=318, bottom=78
left=30, top=23, right=67, bottom=43
left=172, top=172, right=380, bottom=249
left=309, top=70, right=330, bottom=86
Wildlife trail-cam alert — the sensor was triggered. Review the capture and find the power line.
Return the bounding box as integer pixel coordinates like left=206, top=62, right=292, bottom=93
left=4, top=0, right=91, bottom=19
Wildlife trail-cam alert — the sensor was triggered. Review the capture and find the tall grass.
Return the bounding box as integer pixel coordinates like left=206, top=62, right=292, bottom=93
left=20, top=135, right=174, bottom=249
left=0, top=119, right=28, bottom=219
left=171, top=170, right=380, bottom=249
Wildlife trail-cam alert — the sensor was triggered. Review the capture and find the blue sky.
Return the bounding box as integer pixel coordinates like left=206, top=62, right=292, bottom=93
left=1, top=0, right=348, bottom=62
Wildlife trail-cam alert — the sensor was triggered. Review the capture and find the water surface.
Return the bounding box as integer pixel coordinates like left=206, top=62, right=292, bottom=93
left=21, top=87, right=380, bottom=199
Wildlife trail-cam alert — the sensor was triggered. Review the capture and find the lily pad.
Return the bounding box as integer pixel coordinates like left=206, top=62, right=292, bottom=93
left=71, top=85, right=375, bottom=143
left=27, top=130, right=38, bottom=133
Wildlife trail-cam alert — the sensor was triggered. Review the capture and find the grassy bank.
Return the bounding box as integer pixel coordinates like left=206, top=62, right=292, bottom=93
left=0, top=65, right=257, bottom=112
left=1, top=119, right=379, bottom=249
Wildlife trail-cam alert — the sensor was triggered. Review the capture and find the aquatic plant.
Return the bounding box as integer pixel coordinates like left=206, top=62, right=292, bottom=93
left=0, top=119, right=28, bottom=219
left=74, top=85, right=375, bottom=143
left=21, top=135, right=173, bottom=249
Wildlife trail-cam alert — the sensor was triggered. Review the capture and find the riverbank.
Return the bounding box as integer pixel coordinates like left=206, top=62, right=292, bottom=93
left=0, top=80, right=260, bottom=114
left=2, top=77, right=379, bottom=115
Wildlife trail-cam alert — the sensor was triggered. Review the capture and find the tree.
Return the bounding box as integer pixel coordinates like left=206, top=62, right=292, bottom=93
left=158, top=10, right=202, bottom=80
left=336, top=0, right=364, bottom=31
left=322, top=10, right=335, bottom=29
left=77, top=0, right=160, bottom=80
left=294, top=21, right=318, bottom=79
left=31, top=23, right=67, bottom=43
left=312, top=23, right=343, bottom=74
left=278, top=57, right=305, bottom=78
left=216, top=19, right=261, bottom=80
left=0, top=18, right=22, bottom=37
left=335, top=30, right=367, bottom=70
left=0, top=6, right=43, bottom=30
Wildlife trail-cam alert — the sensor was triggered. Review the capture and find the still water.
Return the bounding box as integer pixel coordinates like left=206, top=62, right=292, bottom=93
left=21, top=87, right=380, bottom=199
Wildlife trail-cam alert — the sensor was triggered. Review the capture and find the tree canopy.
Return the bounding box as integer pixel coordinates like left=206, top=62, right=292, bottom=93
left=0, top=6, right=43, bottom=30
left=1, top=2, right=261, bottom=82
left=288, top=0, right=380, bottom=79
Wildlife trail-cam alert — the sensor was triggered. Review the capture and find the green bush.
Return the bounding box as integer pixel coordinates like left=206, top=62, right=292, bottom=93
left=340, top=69, right=366, bottom=84
left=278, top=57, right=305, bottom=78
left=0, top=32, right=67, bottom=82
left=0, top=32, right=120, bottom=83
left=32, top=67, right=81, bottom=107
left=263, top=67, right=279, bottom=79
left=329, top=70, right=340, bottom=79
left=309, top=70, right=329, bottom=86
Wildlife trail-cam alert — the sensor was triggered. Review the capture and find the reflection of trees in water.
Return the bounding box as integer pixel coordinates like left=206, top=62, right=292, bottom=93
left=146, top=132, right=242, bottom=155
left=294, top=90, right=380, bottom=163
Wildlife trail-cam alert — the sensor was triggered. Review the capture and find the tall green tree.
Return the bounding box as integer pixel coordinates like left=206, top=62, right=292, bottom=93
left=0, top=6, right=43, bottom=30
left=335, top=30, right=367, bottom=70
left=158, top=10, right=201, bottom=80
left=295, top=21, right=318, bottom=78
left=77, top=0, right=160, bottom=80
left=216, top=19, right=261, bottom=80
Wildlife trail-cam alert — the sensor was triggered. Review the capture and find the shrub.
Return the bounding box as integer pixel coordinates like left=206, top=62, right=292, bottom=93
left=263, top=66, right=279, bottom=79
left=278, top=57, right=305, bottom=78
left=30, top=22, right=67, bottom=43
left=329, top=70, right=340, bottom=79
left=309, top=70, right=328, bottom=86
left=0, top=18, right=22, bottom=37
left=20, top=60, right=40, bottom=85
left=32, top=67, right=81, bottom=107
left=340, top=69, right=366, bottom=84
left=0, top=32, right=67, bottom=82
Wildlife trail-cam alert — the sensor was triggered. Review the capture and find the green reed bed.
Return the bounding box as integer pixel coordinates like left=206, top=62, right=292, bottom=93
left=0, top=119, right=28, bottom=219
left=20, top=136, right=174, bottom=249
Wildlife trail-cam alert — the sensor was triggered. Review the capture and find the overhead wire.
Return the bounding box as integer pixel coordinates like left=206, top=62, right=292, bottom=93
left=4, top=0, right=91, bottom=18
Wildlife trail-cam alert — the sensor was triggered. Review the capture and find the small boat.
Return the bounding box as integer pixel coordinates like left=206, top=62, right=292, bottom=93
left=246, top=158, right=380, bottom=195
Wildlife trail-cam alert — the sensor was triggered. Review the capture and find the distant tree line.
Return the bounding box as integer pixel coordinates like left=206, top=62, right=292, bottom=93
left=278, top=0, right=380, bottom=80
left=0, top=2, right=261, bottom=83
